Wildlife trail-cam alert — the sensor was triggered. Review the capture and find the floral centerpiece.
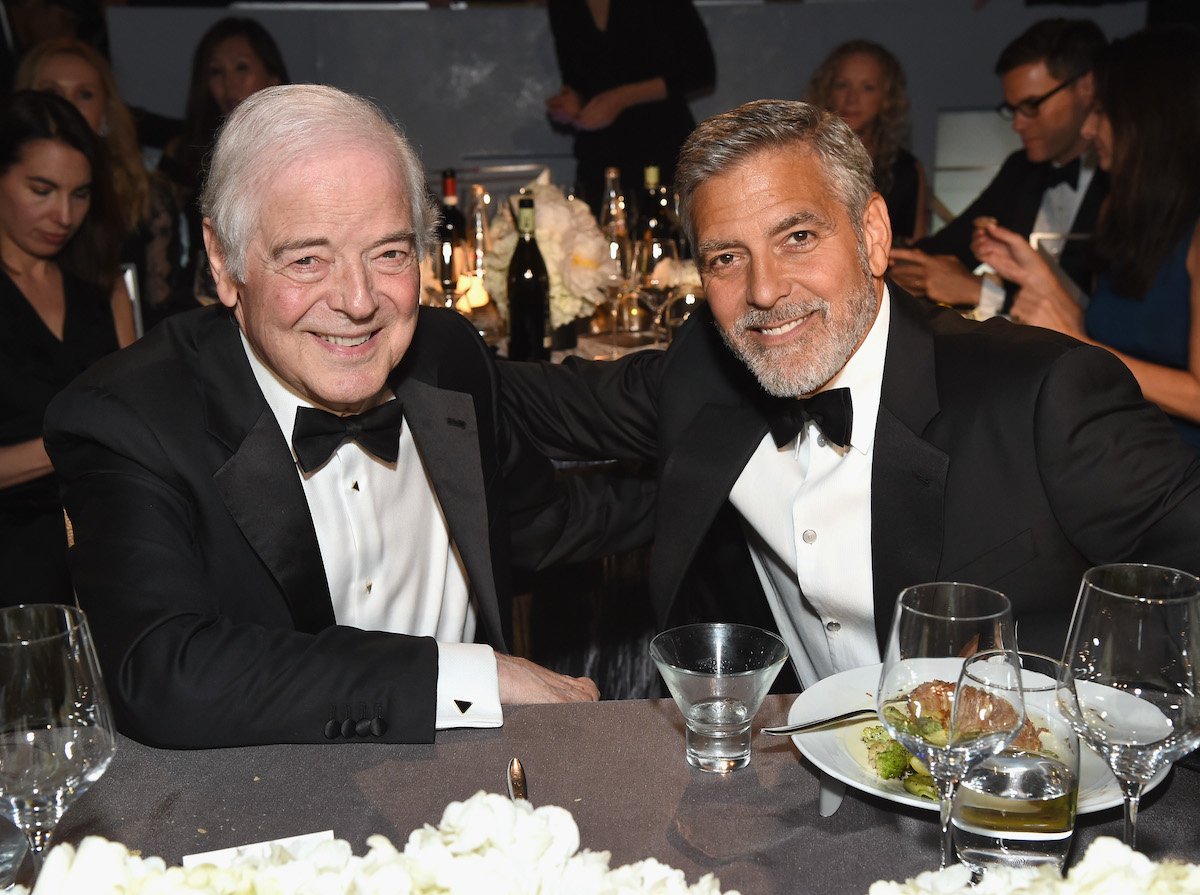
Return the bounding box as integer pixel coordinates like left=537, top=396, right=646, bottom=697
left=18, top=791, right=737, bottom=895
left=483, top=170, right=613, bottom=332
left=869, top=836, right=1200, bottom=895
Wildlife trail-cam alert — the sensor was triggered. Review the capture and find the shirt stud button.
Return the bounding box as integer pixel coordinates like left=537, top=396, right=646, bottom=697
left=365, top=580, right=373, bottom=594
left=816, top=435, right=827, bottom=448
left=826, top=620, right=841, bottom=633
left=802, top=529, right=817, bottom=544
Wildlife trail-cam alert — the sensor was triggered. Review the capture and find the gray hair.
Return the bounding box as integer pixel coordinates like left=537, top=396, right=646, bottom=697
left=200, top=83, right=438, bottom=282
left=675, top=100, right=875, bottom=249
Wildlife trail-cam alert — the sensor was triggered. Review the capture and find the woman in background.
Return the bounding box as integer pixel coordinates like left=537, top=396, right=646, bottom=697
left=807, top=39, right=927, bottom=242
left=545, top=0, right=715, bottom=215
left=16, top=36, right=186, bottom=323
left=0, top=91, right=134, bottom=604
left=160, top=17, right=288, bottom=299
left=974, top=27, right=1200, bottom=449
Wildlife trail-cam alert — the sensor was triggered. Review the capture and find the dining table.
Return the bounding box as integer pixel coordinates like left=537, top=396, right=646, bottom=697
left=28, top=695, right=1200, bottom=894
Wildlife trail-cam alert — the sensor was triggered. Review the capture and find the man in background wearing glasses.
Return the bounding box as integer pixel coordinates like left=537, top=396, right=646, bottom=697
left=890, top=18, right=1108, bottom=312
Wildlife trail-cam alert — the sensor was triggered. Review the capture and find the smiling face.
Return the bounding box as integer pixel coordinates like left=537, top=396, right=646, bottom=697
left=1001, top=61, right=1093, bottom=165
left=693, top=145, right=890, bottom=398
left=207, top=34, right=280, bottom=116
left=205, top=145, right=420, bottom=414
left=829, top=52, right=885, bottom=139
left=31, top=52, right=107, bottom=133
left=0, top=138, right=91, bottom=265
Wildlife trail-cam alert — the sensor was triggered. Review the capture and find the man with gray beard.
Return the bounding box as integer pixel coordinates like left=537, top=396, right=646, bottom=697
left=501, top=99, right=1200, bottom=687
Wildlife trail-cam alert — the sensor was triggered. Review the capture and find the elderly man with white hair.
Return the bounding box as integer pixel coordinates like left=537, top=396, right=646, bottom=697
left=44, top=84, right=651, bottom=748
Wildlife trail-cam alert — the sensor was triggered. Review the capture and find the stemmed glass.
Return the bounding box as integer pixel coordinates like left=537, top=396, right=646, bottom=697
left=877, top=582, right=1025, bottom=868
left=634, top=236, right=680, bottom=328
left=1056, top=563, right=1200, bottom=848
left=0, top=604, right=117, bottom=879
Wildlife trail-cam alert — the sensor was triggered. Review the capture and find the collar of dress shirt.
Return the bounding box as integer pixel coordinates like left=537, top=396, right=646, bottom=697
left=812, top=284, right=891, bottom=456
left=239, top=331, right=395, bottom=470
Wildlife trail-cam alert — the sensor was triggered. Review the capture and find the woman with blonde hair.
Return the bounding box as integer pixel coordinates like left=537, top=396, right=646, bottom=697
left=807, top=39, right=927, bottom=242
left=16, top=37, right=184, bottom=319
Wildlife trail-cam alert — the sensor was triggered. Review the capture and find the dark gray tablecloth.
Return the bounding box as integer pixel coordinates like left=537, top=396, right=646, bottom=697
left=42, top=696, right=1200, bottom=894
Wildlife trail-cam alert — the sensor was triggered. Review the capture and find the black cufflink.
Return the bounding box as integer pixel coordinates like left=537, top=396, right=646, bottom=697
left=454, top=699, right=472, bottom=714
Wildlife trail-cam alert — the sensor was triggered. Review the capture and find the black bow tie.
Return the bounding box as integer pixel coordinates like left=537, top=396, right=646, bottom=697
left=291, top=400, right=405, bottom=473
left=1044, top=157, right=1081, bottom=191
left=767, top=388, right=853, bottom=449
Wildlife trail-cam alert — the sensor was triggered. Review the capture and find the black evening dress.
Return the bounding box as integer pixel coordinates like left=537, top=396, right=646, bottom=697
left=548, top=0, right=715, bottom=213
left=0, top=268, right=119, bottom=606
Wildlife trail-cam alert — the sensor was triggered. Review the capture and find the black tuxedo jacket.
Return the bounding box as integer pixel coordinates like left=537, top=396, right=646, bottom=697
left=502, top=288, right=1200, bottom=658
left=918, top=150, right=1109, bottom=301
left=45, top=306, right=650, bottom=748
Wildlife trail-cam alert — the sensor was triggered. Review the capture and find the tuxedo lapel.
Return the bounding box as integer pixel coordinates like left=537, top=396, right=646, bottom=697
left=651, top=401, right=770, bottom=623
left=393, top=375, right=504, bottom=648
left=871, top=291, right=950, bottom=646
left=198, top=313, right=335, bottom=634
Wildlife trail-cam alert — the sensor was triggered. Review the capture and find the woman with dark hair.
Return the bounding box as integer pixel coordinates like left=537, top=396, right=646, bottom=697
left=0, top=90, right=134, bottom=604
left=16, top=36, right=187, bottom=321
left=807, top=39, right=927, bottom=242
left=160, top=17, right=288, bottom=298
left=974, top=26, right=1200, bottom=449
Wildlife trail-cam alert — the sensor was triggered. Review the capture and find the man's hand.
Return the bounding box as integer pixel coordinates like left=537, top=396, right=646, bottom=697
left=496, top=653, right=599, bottom=704
left=889, top=247, right=982, bottom=307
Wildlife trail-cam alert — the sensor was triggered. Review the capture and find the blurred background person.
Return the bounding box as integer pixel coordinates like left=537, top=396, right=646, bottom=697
left=159, top=16, right=288, bottom=302
left=0, top=90, right=134, bottom=605
left=891, top=18, right=1108, bottom=312
left=973, top=27, right=1200, bottom=450
left=15, top=36, right=188, bottom=326
left=545, top=0, right=714, bottom=215
left=806, top=39, right=927, bottom=243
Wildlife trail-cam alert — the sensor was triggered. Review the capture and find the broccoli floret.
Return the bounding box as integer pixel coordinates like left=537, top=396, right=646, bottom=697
left=903, top=774, right=938, bottom=801
left=882, top=705, right=914, bottom=733
left=867, top=739, right=913, bottom=779
left=861, top=725, right=891, bottom=744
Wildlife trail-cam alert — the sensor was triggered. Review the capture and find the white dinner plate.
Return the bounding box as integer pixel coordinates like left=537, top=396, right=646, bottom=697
left=787, top=663, right=1168, bottom=813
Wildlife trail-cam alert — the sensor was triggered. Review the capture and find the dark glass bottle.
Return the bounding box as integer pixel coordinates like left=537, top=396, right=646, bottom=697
left=435, top=169, right=467, bottom=304
left=507, top=197, right=550, bottom=361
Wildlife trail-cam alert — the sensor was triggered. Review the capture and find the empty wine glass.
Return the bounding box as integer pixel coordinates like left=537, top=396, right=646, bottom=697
left=1056, top=563, right=1200, bottom=849
left=877, top=582, right=1024, bottom=868
left=634, top=236, right=680, bottom=324
left=0, top=604, right=117, bottom=878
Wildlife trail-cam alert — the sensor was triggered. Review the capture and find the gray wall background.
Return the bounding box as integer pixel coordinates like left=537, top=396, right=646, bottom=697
left=109, top=0, right=1147, bottom=192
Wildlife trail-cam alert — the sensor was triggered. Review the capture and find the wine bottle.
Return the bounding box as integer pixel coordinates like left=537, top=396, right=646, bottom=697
left=435, top=169, right=467, bottom=305
left=637, top=164, right=680, bottom=246
left=507, top=197, right=550, bottom=361
left=599, top=166, right=632, bottom=284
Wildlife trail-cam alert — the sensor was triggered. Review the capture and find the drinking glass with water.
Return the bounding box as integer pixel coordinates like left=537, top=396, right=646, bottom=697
left=952, top=652, right=1080, bottom=875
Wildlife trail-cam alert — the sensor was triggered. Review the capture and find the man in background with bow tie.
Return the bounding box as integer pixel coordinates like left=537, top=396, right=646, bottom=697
left=43, top=85, right=650, bottom=747
left=889, top=18, right=1108, bottom=314
left=501, top=98, right=1200, bottom=691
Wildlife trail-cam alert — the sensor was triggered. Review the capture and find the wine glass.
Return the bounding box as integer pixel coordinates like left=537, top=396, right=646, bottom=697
left=634, top=236, right=680, bottom=327
left=877, top=582, right=1025, bottom=868
left=0, top=604, right=117, bottom=878
left=1056, top=563, right=1200, bottom=849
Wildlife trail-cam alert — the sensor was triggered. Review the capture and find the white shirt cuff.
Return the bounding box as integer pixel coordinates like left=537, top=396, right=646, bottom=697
left=435, top=642, right=503, bottom=729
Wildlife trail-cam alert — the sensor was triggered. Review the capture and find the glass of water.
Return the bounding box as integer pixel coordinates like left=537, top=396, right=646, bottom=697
left=953, top=652, right=1080, bottom=875
left=650, top=624, right=788, bottom=772
left=0, top=604, right=117, bottom=879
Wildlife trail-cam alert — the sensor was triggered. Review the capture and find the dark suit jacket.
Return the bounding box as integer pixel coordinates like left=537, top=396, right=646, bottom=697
left=918, top=150, right=1109, bottom=303
left=501, top=287, right=1200, bottom=658
left=45, top=306, right=651, bottom=748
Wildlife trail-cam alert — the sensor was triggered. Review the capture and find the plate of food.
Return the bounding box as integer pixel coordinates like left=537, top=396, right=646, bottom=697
left=787, top=663, right=1168, bottom=813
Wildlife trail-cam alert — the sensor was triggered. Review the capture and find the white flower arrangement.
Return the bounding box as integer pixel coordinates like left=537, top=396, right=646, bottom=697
left=18, top=791, right=737, bottom=895
left=483, top=171, right=613, bottom=331
left=869, top=836, right=1200, bottom=895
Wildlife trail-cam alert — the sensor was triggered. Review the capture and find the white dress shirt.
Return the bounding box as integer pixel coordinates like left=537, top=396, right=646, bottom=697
left=729, top=288, right=892, bottom=688
left=977, top=158, right=1096, bottom=317
left=242, top=334, right=501, bottom=729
